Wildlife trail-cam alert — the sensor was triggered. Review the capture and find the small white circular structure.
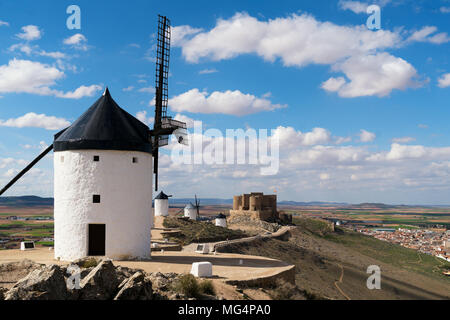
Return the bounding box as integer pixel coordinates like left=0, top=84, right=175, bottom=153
left=53, top=89, right=153, bottom=262
left=154, top=191, right=170, bottom=217
left=184, top=203, right=197, bottom=220
left=215, top=213, right=227, bottom=228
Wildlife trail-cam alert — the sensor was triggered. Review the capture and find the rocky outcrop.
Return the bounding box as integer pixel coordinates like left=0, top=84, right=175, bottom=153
left=78, top=260, right=120, bottom=300
left=0, top=259, right=194, bottom=300
left=0, top=287, right=7, bottom=300
left=4, top=265, right=68, bottom=300
left=114, top=272, right=152, bottom=300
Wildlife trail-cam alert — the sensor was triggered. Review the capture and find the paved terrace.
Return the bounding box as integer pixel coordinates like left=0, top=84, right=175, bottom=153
left=0, top=248, right=294, bottom=284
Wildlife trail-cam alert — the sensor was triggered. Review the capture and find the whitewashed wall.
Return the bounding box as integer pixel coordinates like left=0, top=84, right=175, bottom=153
left=54, top=150, right=152, bottom=261
left=184, top=207, right=197, bottom=220
left=154, top=199, right=168, bottom=217
left=215, top=218, right=227, bottom=228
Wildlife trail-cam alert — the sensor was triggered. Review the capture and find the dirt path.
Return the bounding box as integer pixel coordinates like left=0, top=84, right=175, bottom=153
left=334, top=264, right=351, bottom=300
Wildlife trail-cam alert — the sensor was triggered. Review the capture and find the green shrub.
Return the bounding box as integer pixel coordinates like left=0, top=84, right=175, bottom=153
left=199, top=280, right=215, bottom=296
left=173, top=274, right=201, bottom=298
left=268, top=279, right=306, bottom=300
left=79, top=257, right=99, bottom=268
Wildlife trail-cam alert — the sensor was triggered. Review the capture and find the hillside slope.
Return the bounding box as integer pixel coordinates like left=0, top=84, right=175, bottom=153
left=221, top=217, right=450, bottom=300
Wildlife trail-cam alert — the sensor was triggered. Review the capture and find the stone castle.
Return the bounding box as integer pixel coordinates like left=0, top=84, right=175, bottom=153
left=230, top=192, right=282, bottom=222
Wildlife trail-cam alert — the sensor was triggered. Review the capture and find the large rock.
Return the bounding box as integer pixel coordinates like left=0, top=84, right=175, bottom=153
left=79, top=260, right=119, bottom=300
left=113, top=272, right=153, bottom=300
left=0, top=287, right=7, bottom=300
left=4, top=265, right=68, bottom=300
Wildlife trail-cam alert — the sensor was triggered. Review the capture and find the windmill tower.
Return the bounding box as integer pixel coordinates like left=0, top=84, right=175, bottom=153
left=154, top=191, right=171, bottom=217
left=184, top=204, right=195, bottom=220
left=215, top=213, right=227, bottom=228
left=184, top=195, right=200, bottom=220
left=0, top=15, right=187, bottom=261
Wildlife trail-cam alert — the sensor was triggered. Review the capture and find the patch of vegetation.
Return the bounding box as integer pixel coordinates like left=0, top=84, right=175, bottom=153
left=172, top=274, right=216, bottom=298
left=198, top=280, right=215, bottom=296
left=78, top=257, right=99, bottom=268
left=163, top=217, right=248, bottom=245
left=324, top=227, right=450, bottom=281
left=292, top=216, right=333, bottom=236
left=394, top=225, right=419, bottom=230
left=267, top=279, right=321, bottom=300
left=36, top=241, right=54, bottom=247
left=0, top=222, right=27, bottom=229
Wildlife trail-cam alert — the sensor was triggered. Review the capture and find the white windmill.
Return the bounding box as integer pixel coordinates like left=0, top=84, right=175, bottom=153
left=154, top=191, right=171, bottom=217
left=0, top=16, right=187, bottom=261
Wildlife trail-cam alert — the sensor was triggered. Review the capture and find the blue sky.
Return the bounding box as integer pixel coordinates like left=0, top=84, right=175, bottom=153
left=0, top=0, right=450, bottom=204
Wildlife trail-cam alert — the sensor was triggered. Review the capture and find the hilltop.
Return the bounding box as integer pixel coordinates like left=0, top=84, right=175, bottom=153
left=219, top=216, right=450, bottom=300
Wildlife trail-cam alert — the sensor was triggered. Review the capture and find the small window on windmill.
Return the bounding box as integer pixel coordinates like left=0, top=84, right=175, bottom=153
left=60, top=156, right=64, bottom=163
left=93, top=155, right=100, bottom=162
left=132, top=157, right=138, bottom=164
left=93, top=195, right=101, bottom=203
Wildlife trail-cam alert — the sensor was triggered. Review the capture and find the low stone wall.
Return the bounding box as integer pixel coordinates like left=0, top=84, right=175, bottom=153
left=213, top=226, right=293, bottom=253
left=225, top=265, right=295, bottom=288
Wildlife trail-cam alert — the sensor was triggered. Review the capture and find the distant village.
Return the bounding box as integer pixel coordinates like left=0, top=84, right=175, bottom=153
left=358, top=227, right=450, bottom=262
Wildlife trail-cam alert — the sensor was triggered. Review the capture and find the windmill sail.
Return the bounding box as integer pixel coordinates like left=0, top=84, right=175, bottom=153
left=0, top=144, right=54, bottom=196
left=151, top=15, right=188, bottom=191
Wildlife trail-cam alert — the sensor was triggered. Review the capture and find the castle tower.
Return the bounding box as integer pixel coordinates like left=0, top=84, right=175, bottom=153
left=53, top=88, right=153, bottom=261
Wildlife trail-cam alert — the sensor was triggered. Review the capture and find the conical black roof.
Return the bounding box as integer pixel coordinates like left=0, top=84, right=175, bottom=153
left=155, top=191, right=170, bottom=199
left=53, top=88, right=152, bottom=153
left=216, top=213, right=227, bottom=219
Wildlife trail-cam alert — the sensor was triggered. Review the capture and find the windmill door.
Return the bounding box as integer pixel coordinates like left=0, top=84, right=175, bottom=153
left=88, top=224, right=105, bottom=256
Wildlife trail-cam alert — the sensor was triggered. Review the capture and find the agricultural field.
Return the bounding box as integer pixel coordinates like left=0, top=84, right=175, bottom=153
left=279, top=204, right=450, bottom=229
left=0, top=205, right=54, bottom=249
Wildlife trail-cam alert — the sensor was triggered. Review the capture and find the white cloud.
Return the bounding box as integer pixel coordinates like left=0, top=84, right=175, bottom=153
left=321, top=77, right=346, bottom=92
left=16, top=25, right=41, bottom=41
left=392, top=137, right=415, bottom=143
left=359, top=129, right=376, bottom=142
left=135, top=110, right=154, bottom=126
left=173, top=113, right=195, bottom=128
left=0, top=59, right=101, bottom=99
left=0, top=20, right=9, bottom=27
left=63, top=33, right=88, bottom=50
left=323, top=53, right=419, bottom=97
left=39, top=50, right=66, bottom=59
left=169, top=88, right=286, bottom=116
left=199, top=68, right=218, bottom=75
left=123, top=86, right=134, bottom=92
left=438, top=73, right=450, bottom=88
left=0, top=112, right=70, bottom=130
left=440, top=7, right=450, bottom=13
left=172, top=25, right=203, bottom=46
left=173, top=13, right=422, bottom=98
left=0, top=58, right=63, bottom=95
left=338, top=0, right=390, bottom=14
left=407, top=26, right=450, bottom=44
left=175, top=13, right=400, bottom=65
left=138, top=86, right=155, bottom=93
left=386, top=143, right=427, bottom=160
left=9, top=43, right=67, bottom=59
left=272, top=126, right=332, bottom=147
left=55, top=85, right=102, bottom=99
left=9, top=43, right=34, bottom=55
left=338, top=1, right=368, bottom=14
